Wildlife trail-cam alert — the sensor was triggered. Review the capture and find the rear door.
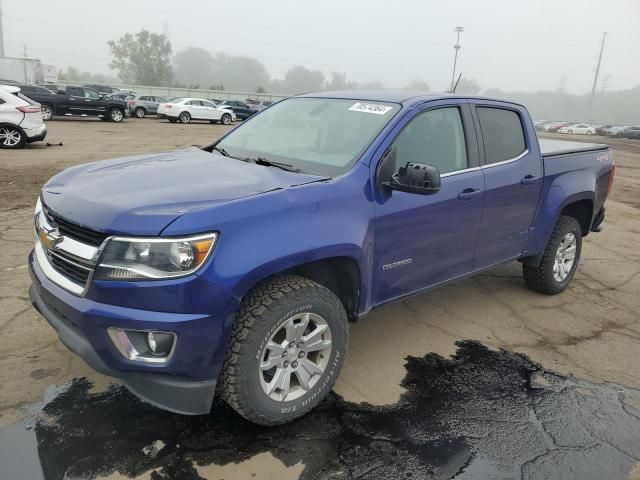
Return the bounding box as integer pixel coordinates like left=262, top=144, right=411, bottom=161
left=471, top=101, right=543, bottom=269
left=372, top=100, right=485, bottom=303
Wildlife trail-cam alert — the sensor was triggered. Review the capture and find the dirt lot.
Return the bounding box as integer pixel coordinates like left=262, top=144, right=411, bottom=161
left=1, top=119, right=640, bottom=479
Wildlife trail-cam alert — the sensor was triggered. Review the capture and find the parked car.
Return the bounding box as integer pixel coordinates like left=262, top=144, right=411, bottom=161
left=606, top=126, right=632, bottom=138
left=29, top=91, right=615, bottom=426
left=558, top=123, right=595, bottom=135
left=595, top=124, right=613, bottom=135
left=216, top=99, right=257, bottom=120
left=622, top=126, right=640, bottom=139
left=20, top=85, right=129, bottom=122
left=157, top=98, right=235, bottom=124
left=128, top=94, right=168, bottom=118
left=542, top=121, right=570, bottom=133
left=16, top=84, right=58, bottom=97
left=84, top=84, right=121, bottom=95
left=0, top=85, right=46, bottom=148
left=109, top=92, right=133, bottom=101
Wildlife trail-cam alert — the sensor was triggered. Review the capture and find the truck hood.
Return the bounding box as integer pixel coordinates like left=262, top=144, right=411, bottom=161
left=42, top=148, right=326, bottom=235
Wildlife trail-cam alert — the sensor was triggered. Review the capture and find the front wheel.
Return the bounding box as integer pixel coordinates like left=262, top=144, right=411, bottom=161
left=220, top=275, right=348, bottom=426
left=221, top=113, right=232, bottom=125
left=41, top=105, right=53, bottom=121
left=110, top=108, right=124, bottom=122
left=0, top=126, right=26, bottom=149
left=134, top=107, right=146, bottom=118
left=179, top=111, right=191, bottom=124
left=523, top=215, right=582, bottom=295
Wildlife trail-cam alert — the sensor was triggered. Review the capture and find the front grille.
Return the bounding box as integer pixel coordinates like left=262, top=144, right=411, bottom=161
left=48, top=252, right=91, bottom=285
left=43, top=205, right=108, bottom=247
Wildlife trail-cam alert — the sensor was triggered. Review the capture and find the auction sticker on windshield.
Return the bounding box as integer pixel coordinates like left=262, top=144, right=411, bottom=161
left=348, top=103, right=393, bottom=115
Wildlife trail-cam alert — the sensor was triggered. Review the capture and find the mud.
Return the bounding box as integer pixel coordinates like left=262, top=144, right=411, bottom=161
left=1, top=341, right=639, bottom=480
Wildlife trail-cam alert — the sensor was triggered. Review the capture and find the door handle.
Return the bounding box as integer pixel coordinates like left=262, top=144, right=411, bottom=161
left=520, top=175, right=539, bottom=186
left=457, top=188, right=481, bottom=201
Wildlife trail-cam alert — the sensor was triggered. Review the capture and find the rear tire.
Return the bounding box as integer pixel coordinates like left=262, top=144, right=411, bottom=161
left=0, top=126, right=26, bottom=149
left=179, top=111, right=191, bottom=124
left=220, top=275, right=348, bottom=426
left=523, top=215, right=582, bottom=295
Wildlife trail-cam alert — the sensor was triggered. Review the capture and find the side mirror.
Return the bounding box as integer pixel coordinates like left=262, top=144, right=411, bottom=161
left=376, top=149, right=441, bottom=195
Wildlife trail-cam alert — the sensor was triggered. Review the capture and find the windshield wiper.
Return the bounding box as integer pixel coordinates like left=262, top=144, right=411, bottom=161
left=245, top=157, right=302, bottom=173
left=212, top=145, right=231, bottom=157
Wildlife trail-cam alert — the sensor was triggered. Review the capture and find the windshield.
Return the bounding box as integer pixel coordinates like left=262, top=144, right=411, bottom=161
left=213, top=97, right=400, bottom=176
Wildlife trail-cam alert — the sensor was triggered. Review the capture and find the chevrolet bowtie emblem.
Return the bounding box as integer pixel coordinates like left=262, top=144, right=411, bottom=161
left=39, top=228, right=61, bottom=251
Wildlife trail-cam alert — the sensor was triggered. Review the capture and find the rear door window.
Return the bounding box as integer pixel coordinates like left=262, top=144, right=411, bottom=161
left=476, top=107, right=526, bottom=164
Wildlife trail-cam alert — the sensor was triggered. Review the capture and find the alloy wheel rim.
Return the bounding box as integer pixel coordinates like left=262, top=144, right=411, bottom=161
left=223, top=114, right=230, bottom=125
left=112, top=110, right=123, bottom=121
left=553, top=232, right=577, bottom=282
left=258, top=312, right=332, bottom=402
left=136, top=109, right=144, bottom=118
left=42, top=107, right=52, bottom=120
left=0, top=128, right=21, bottom=146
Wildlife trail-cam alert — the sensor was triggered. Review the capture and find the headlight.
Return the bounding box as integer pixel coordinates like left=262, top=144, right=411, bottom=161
left=95, top=233, right=217, bottom=281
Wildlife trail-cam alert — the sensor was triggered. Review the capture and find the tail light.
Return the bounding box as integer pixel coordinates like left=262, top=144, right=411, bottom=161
left=606, top=161, right=616, bottom=197
left=17, top=105, right=42, bottom=113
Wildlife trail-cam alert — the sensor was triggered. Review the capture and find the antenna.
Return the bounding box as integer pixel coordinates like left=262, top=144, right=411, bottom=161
left=452, top=73, right=462, bottom=93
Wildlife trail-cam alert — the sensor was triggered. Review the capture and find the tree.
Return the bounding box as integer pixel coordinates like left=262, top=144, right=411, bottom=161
left=173, top=47, right=214, bottom=88
left=211, top=53, right=270, bottom=93
left=403, top=80, right=430, bottom=91
left=108, top=30, right=174, bottom=86
left=273, top=66, right=325, bottom=94
left=453, top=77, right=481, bottom=94
left=256, top=86, right=266, bottom=93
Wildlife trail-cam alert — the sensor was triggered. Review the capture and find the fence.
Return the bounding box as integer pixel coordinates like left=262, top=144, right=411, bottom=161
left=58, top=80, right=289, bottom=102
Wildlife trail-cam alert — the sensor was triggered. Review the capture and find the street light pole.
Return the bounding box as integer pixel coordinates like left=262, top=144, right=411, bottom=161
left=450, top=26, right=464, bottom=92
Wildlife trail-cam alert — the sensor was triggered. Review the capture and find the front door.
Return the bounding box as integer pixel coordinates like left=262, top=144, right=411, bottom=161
left=372, top=101, right=485, bottom=304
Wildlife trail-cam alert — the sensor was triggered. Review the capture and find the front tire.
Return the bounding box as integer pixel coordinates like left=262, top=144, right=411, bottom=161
left=179, top=111, right=191, bottom=124
left=523, top=215, right=582, bottom=295
left=110, top=108, right=124, bottom=122
left=220, top=275, right=348, bottom=426
left=0, top=126, right=26, bottom=149
left=41, top=105, right=53, bottom=121
left=134, top=107, right=146, bottom=118
left=221, top=113, right=232, bottom=125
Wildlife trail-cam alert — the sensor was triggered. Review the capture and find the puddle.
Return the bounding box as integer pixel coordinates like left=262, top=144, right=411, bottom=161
left=2, top=341, right=640, bottom=479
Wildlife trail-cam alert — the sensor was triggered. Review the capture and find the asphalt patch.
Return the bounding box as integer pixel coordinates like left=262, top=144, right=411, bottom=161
left=2, top=341, right=640, bottom=479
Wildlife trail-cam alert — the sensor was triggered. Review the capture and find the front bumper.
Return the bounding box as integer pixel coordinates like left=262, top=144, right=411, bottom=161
left=28, top=249, right=240, bottom=415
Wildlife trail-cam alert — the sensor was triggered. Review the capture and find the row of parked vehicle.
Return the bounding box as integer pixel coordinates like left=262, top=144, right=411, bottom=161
left=534, top=120, right=640, bottom=139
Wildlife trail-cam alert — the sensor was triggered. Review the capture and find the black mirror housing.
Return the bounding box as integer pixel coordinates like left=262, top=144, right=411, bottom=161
left=378, top=157, right=441, bottom=196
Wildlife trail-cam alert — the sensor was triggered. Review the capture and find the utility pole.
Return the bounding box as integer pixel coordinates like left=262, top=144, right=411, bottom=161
left=586, top=32, right=607, bottom=121
left=0, top=0, right=5, bottom=58
left=450, top=26, right=464, bottom=92
left=23, top=44, right=28, bottom=83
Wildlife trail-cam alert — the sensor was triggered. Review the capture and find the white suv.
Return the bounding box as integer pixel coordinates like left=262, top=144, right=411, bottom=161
left=0, top=85, right=47, bottom=148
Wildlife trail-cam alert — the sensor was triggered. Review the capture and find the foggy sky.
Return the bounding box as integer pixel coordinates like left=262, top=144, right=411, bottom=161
left=3, top=0, right=639, bottom=94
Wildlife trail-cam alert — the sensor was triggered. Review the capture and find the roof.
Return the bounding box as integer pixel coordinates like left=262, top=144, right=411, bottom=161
left=0, top=84, right=20, bottom=93
left=299, top=89, right=523, bottom=108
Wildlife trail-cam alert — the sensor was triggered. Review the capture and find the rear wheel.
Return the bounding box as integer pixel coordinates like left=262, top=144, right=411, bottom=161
left=41, top=105, right=53, bottom=121
left=220, top=275, right=348, bottom=426
left=179, top=111, right=191, bottom=124
left=523, top=216, right=582, bottom=295
left=221, top=113, right=232, bottom=125
left=0, top=126, right=26, bottom=149
left=134, top=107, right=146, bottom=118
left=110, top=108, right=124, bottom=122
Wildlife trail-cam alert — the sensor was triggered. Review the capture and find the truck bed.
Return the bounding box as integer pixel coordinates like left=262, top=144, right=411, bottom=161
left=539, top=138, right=609, bottom=157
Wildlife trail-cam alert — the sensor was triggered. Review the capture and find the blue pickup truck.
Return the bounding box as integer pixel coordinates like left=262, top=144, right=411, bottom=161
left=29, top=91, right=615, bottom=425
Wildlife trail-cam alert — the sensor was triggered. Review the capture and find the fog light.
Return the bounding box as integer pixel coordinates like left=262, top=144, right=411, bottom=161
left=147, top=331, right=174, bottom=356
left=108, top=328, right=176, bottom=364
